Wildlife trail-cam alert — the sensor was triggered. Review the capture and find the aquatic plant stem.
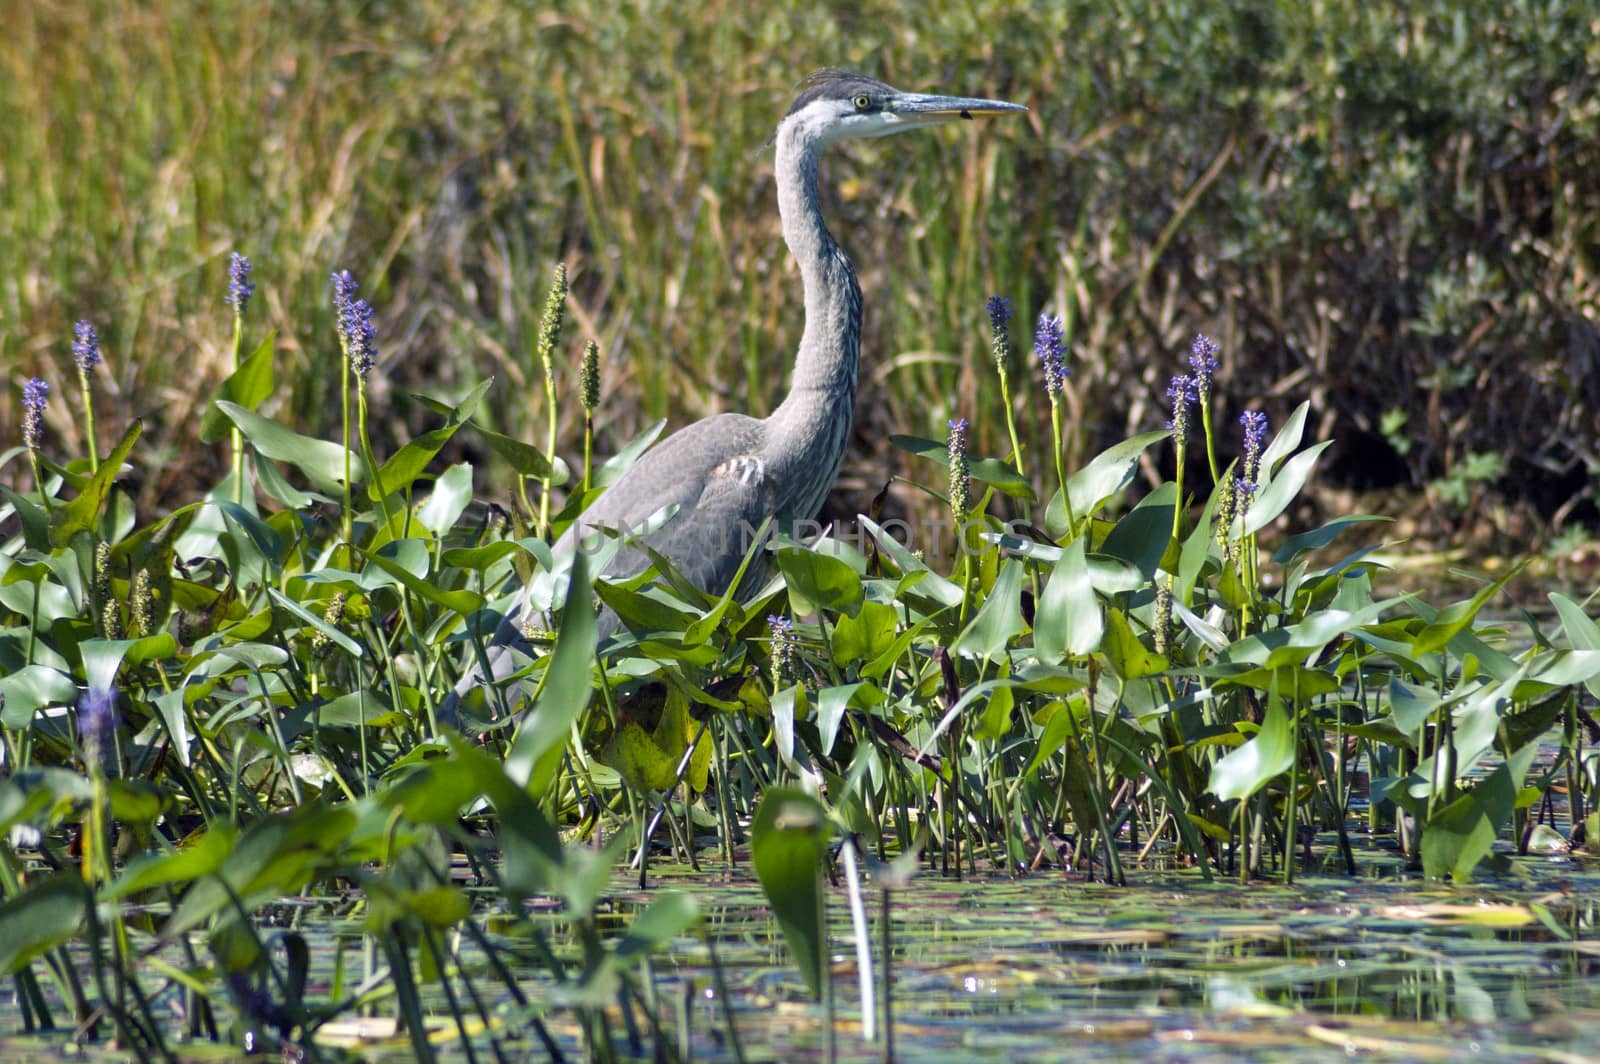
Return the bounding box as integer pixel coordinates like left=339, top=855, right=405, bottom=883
left=228, top=315, right=243, bottom=501
left=840, top=839, right=876, bottom=1042
left=78, top=370, right=100, bottom=475
left=339, top=334, right=354, bottom=548
left=1049, top=398, right=1077, bottom=535
left=881, top=888, right=896, bottom=1062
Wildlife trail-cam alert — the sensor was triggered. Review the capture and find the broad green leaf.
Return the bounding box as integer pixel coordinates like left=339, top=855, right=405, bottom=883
left=1409, top=564, right=1524, bottom=656
left=359, top=544, right=483, bottom=615
left=371, top=380, right=491, bottom=502
left=776, top=546, right=863, bottom=618
left=751, top=788, right=829, bottom=1000
left=1388, top=677, right=1441, bottom=734
left=255, top=455, right=320, bottom=509
left=1064, top=430, right=1171, bottom=519
left=816, top=682, right=883, bottom=756
left=416, top=462, right=475, bottom=538
left=0, top=874, right=88, bottom=974
left=831, top=600, right=899, bottom=665
left=1209, top=686, right=1295, bottom=803
left=0, top=666, right=78, bottom=729
left=0, top=484, right=51, bottom=550
left=1271, top=514, right=1391, bottom=566
left=973, top=683, right=1016, bottom=742
left=441, top=541, right=521, bottom=571
left=1551, top=592, right=1600, bottom=701
left=1100, top=482, right=1176, bottom=579
left=1551, top=592, right=1600, bottom=649
left=199, top=330, right=277, bottom=443
left=506, top=548, right=596, bottom=793
left=1240, top=440, right=1332, bottom=536
left=267, top=589, right=363, bottom=657
left=1034, top=534, right=1100, bottom=663
left=1420, top=741, right=1536, bottom=882
left=1257, top=400, right=1308, bottom=480
left=1102, top=608, right=1166, bottom=680
left=215, top=401, right=366, bottom=491
left=103, top=823, right=239, bottom=898
left=612, top=893, right=701, bottom=965
left=604, top=722, right=680, bottom=791
left=888, top=435, right=1034, bottom=500
left=858, top=516, right=962, bottom=608
left=954, top=557, right=1025, bottom=660
left=50, top=419, right=142, bottom=546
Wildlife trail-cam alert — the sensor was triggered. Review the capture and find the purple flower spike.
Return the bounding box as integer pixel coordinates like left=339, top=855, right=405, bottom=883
left=986, top=296, right=1013, bottom=332
left=1033, top=313, right=1069, bottom=398
left=1239, top=410, right=1269, bottom=488
left=72, top=321, right=101, bottom=372
left=331, top=270, right=378, bottom=377
left=1165, top=373, right=1196, bottom=442
left=1187, top=333, right=1219, bottom=378
left=21, top=377, right=48, bottom=451
left=78, top=685, right=118, bottom=762
left=226, top=253, right=255, bottom=312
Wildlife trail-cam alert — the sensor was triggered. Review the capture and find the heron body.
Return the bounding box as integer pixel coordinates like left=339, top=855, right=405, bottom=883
left=445, top=71, right=1025, bottom=720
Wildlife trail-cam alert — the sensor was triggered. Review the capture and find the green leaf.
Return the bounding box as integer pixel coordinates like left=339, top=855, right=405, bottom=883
left=1551, top=592, right=1600, bottom=649
left=359, top=542, right=483, bottom=615
left=858, top=516, right=962, bottom=608
left=751, top=787, right=829, bottom=1000
left=0, top=874, right=89, bottom=974
left=267, top=589, right=363, bottom=657
left=1101, top=608, right=1166, bottom=680
left=50, top=419, right=142, bottom=546
left=954, top=557, right=1025, bottom=661
left=255, top=456, right=320, bottom=509
left=200, top=330, right=277, bottom=443
left=1409, top=564, right=1524, bottom=657
left=371, top=380, right=492, bottom=502
left=612, top=893, right=700, bottom=965
left=888, top=435, right=1034, bottom=500
left=506, top=548, right=596, bottom=792
left=972, top=683, right=1016, bottom=742
left=0, top=666, right=78, bottom=729
left=604, top=722, right=681, bottom=791
left=1388, top=677, right=1441, bottom=734
left=215, top=401, right=366, bottom=492
left=1257, top=400, right=1308, bottom=480
left=104, top=823, right=239, bottom=899
left=1209, top=684, right=1295, bottom=803
left=830, top=600, right=899, bottom=665
left=1240, top=440, right=1332, bottom=536
left=1420, top=741, right=1537, bottom=883
left=775, top=546, right=863, bottom=618
left=441, top=541, right=521, bottom=572
left=0, top=484, right=52, bottom=551
left=1099, top=482, right=1176, bottom=580
left=411, top=463, right=471, bottom=539
left=1271, top=514, right=1391, bottom=566
left=1065, top=430, right=1170, bottom=518
left=815, top=682, right=883, bottom=756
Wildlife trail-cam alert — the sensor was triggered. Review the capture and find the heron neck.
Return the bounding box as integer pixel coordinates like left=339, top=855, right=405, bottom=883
left=773, top=122, right=863, bottom=405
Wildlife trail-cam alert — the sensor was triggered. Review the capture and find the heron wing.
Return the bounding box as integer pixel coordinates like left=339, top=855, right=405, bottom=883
left=442, top=415, right=773, bottom=726
left=562, top=413, right=770, bottom=585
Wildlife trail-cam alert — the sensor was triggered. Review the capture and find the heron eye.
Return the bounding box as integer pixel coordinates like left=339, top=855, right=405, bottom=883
left=853, top=94, right=872, bottom=110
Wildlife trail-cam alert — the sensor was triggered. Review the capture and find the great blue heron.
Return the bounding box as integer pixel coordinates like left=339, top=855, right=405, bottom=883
left=445, top=70, right=1025, bottom=720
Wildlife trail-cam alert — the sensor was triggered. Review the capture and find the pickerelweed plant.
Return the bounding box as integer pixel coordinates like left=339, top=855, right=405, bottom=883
left=0, top=272, right=1595, bottom=1058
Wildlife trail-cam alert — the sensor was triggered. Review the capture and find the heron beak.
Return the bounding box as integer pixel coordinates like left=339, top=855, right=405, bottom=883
left=887, top=91, right=1028, bottom=126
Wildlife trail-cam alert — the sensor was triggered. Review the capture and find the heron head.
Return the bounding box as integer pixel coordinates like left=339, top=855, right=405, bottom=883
left=782, top=69, right=1027, bottom=146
